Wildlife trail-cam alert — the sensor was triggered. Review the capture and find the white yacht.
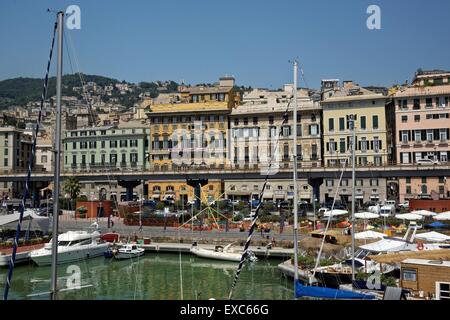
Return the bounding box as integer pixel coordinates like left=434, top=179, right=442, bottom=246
left=113, top=244, right=145, bottom=260
left=30, top=230, right=109, bottom=266
left=190, top=243, right=257, bottom=263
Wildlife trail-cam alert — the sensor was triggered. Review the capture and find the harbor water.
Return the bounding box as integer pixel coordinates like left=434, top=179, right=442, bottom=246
left=0, top=253, right=293, bottom=300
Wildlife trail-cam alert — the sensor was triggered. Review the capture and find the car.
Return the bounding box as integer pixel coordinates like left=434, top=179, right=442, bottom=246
left=417, top=158, right=440, bottom=166
left=398, top=201, right=409, bottom=209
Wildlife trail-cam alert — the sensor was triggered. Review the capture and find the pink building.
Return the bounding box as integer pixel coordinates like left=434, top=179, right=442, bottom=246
left=394, top=70, right=450, bottom=165
left=394, top=70, right=450, bottom=202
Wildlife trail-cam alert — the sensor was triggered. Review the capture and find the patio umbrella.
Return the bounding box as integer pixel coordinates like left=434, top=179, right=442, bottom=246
left=355, top=230, right=386, bottom=240
left=355, top=212, right=380, bottom=219
left=323, top=209, right=348, bottom=217
left=395, top=213, right=424, bottom=221
left=434, top=211, right=450, bottom=221
left=410, top=210, right=436, bottom=217
left=415, top=231, right=450, bottom=242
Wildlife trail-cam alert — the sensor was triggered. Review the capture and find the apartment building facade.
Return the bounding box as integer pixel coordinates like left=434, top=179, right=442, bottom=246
left=320, top=80, right=391, bottom=205
left=394, top=70, right=450, bottom=202
left=0, top=127, right=32, bottom=196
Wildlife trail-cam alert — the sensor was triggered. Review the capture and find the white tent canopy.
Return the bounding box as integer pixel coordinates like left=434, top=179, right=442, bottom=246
left=410, top=210, right=436, bottom=217
left=0, top=210, right=49, bottom=231
left=323, top=209, right=348, bottom=217
left=355, top=212, right=380, bottom=219
left=355, top=230, right=386, bottom=240
left=415, top=231, right=450, bottom=243
left=395, top=213, right=424, bottom=221
left=434, top=212, right=450, bottom=221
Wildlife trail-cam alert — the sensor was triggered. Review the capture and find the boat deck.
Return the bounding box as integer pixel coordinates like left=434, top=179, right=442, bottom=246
left=277, top=260, right=318, bottom=284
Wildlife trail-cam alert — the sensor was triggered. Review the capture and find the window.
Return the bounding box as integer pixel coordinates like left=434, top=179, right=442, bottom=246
left=253, top=117, right=258, bottom=125
left=309, top=124, right=319, bottom=136
left=329, top=139, right=336, bottom=153
left=326, top=179, right=334, bottom=187
left=130, top=153, right=138, bottom=163
left=413, top=99, right=420, bottom=110
left=283, top=143, right=289, bottom=160
left=90, top=154, right=95, bottom=165
left=41, top=155, right=47, bottom=163
left=339, top=138, right=346, bottom=153
left=101, top=141, right=106, bottom=148
left=339, top=118, right=345, bottom=131
left=269, top=126, right=277, bottom=138
left=269, top=116, right=274, bottom=125
left=440, top=129, right=448, bottom=142
left=328, top=118, right=334, bottom=131
left=360, top=138, right=368, bottom=152
left=282, top=126, right=291, bottom=137
left=110, top=154, right=117, bottom=164
left=414, top=131, right=421, bottom=143
left=421, top=185, right=428, bottom=194
left=422, top=177, right=427, bottom=183
left=360, top=116, right=366, bottom=129
left=426, top=98, right=433, bottom=108
left=402, top=99, right=408, bottom=109
left=401, top=131, right=409, bottom=143
left=374, top=137, right=380, bottom=152
left=297, top=124, right=302, bottom=137
left=372, top=115, right=379, bottom=129
left=406, top=186, right=412, bottom=194
left=72, top=142, right=77, bottom=150
left=3, top=158, right=8, bottom=166
left=370, top=179, right=379, bottom=187
left=402, top=269, right=417, bottom=281
left=427, top=130, right=434, bottom=142
left=406, top=177, right=411, bottom=184
left=436, top=282, right=450, bottom=300
left=110, top=140, right=117, bottom=148
left=414, top=115, right=420, bottom=122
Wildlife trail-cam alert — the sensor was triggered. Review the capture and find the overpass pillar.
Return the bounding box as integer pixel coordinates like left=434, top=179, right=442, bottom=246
left=308, top=178, right=323, bottom=204
left=186, top=178, right=208, bottom=210
left=118, top=180, right=141, bottom=201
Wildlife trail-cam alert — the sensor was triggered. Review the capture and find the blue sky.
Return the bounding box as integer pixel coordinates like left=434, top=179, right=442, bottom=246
left=1, top=0, right=449, bottom=89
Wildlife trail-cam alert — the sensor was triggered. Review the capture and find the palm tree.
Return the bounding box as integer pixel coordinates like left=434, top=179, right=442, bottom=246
left=63, top=176, right=81, bottom=209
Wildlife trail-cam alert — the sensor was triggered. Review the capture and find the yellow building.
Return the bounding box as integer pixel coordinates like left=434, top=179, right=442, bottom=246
left=321, top=80, right=390, bottom=167
left=147, top=180, right=223, bottom=204
left=145, top=77, right=239, bottom=204
left=146, top=77, right=239, bottom=171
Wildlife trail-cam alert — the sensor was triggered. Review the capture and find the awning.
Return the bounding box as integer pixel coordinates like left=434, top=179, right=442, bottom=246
left=152, top=194, right=161, bottom=199
left=0, top=210, right=50, bottom=231
left=414, top=231, right=450, bottom=242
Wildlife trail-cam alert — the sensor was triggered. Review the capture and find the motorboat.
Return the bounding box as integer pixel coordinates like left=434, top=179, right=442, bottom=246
left=30, top=229, right=109, bottom=266
left=113, top=243, right=145, bottom=260
left=190, top=243, right=257, bottom=262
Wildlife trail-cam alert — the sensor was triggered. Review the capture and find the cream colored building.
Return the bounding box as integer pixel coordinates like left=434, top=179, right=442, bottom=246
left=321, top=80, right=390, bottom=167
left=230, top=85, right=322, bottom=172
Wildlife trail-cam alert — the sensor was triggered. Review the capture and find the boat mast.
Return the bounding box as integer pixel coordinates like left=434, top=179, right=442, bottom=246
left=349, top=114, right=356, bottom=283
left=292, top=60, right=299, bottom=296
left=50, top=10, right=64, bottom=300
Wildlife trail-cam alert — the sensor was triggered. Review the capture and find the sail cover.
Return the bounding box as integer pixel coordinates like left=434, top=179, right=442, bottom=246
left=295, top=281, right=376, bottom=300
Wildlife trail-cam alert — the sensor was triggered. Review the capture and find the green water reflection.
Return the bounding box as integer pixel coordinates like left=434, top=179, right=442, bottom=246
left=0, top=254, right=293, bottom=300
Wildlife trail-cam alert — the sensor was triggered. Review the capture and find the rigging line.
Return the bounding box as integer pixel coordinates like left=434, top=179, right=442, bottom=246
left=312, top=152, right=351, bottom=280
left=64, top=29, right=97, bottom=127
left=228, top=94, right=295, bottom=300
left=63, top=31, right=124, bottom=217
left=3, top=19, right=58, bottom=301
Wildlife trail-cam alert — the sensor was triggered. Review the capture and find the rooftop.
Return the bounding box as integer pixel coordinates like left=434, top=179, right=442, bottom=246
left=402, top=258, right=450, bottom=268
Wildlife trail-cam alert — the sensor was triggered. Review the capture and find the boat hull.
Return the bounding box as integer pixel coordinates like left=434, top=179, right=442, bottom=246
left=30, top=243, right=110, bottom=266
left=114, top=250, right=145, bottom=260
left=190, top=247, right=242, bottom=262
left=0, top=251, right=30, bottom=267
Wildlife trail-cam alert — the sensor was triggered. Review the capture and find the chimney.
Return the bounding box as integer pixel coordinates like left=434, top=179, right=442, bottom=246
left=219, top=76, right=235, bottom=87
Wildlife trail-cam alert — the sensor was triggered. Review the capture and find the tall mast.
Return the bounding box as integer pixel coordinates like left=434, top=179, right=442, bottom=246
left=350, top=114, right=356, bottom=283
left=292, top=60, right=299, bottom=295
left=50, top=11, right=64, bottom=300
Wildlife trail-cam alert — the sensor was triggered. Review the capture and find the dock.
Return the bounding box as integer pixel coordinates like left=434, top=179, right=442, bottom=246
left=138, top=242, right=293, bottom=259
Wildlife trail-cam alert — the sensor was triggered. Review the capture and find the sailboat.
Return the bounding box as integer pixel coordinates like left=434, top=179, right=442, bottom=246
left=290, top=63, right=375, bottom=300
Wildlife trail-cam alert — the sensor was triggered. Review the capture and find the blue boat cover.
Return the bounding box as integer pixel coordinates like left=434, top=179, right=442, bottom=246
left=295, top=281, right=376, bottom=300
left=426, top=221, right=448, bottom=229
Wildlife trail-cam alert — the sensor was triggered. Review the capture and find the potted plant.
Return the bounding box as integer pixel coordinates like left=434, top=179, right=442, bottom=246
left=77, top=206, right=87, bottom=219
